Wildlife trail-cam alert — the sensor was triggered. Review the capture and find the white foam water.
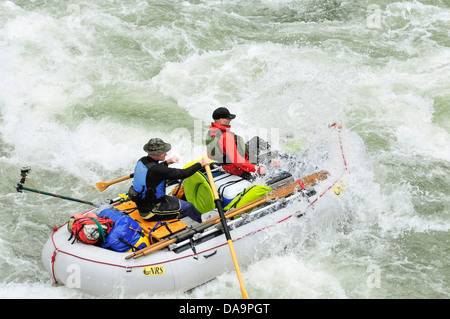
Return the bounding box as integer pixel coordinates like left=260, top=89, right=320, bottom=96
left=0, top=0, right=449, bottom=299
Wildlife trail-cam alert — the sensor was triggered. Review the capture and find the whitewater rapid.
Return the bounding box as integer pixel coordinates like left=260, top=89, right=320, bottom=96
left=0, top=0, right=448, bottom=298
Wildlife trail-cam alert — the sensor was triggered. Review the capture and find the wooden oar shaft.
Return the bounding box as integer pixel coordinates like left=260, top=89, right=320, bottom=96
left=206, top=170, right=329, bottom=225
left=128, top=238, right=175, bottom=260
left=227, top=239, right=249, bottom=299
left=112, top=175, right=133, bottom=184
left=96, top=174, right=133, bottom=192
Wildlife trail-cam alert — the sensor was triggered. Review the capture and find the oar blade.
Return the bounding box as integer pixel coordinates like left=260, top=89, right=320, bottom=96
left=96, top=174, right=133, bottom=192
left=95, top=181, right=110, bottom=192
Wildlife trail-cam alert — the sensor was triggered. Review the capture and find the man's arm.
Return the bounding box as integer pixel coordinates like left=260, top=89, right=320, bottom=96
left=153, top=162, right=202, bottom=181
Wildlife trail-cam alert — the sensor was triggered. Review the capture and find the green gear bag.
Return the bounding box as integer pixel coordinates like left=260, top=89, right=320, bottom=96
left=223, top=185, right=272, bottom=211
left=183, top=171, right=216, bottom=214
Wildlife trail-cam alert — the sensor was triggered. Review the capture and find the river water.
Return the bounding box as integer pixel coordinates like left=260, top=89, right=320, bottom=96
left=0, top=0, right=449, bottom=299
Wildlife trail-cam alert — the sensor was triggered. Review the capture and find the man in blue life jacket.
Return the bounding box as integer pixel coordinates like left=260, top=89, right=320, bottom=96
left=129, top=138, right=210, bottom=223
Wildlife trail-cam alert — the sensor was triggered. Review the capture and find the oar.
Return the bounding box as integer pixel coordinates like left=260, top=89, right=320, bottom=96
left=125, top=170, right=329, bottom=260
left=204, top=164, right=250, bottom=299
left=97, top=174, right=184, bottom=192
left=96, top=174, right=134, bottom=192
left=14, top=168, right=100, bottom=208
left=205, top=170, right=329, bottom=225
left=16, top=184, right=99, bottom=207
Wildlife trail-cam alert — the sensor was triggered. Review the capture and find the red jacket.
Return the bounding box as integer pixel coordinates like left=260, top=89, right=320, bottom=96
left=207, top=122, right=262, bottom=176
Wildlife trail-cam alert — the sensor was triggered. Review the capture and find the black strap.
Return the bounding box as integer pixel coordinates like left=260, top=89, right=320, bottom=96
left=163, top=222, right=174, bottom=236
left=119, top=238, right=137, bottom=252
left=227, top=186, right=256, bottom=211
left=218, top=179, right=248, bottom=200
left=172, top=179, right=184, bottom=197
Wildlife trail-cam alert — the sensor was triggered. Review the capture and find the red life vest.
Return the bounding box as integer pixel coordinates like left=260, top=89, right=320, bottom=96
left=206, top=122, right=257, bottom=176
left=67, top=212, right=114, bottom=245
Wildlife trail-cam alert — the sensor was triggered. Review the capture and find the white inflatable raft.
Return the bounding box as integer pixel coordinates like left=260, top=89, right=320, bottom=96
left=42, top=126, right=348, bottom=296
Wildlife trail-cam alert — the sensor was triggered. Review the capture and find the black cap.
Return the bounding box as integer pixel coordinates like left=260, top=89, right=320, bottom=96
left=212, top=107, right=236, bottom=120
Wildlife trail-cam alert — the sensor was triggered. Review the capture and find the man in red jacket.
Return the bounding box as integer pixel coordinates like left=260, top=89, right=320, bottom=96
left=206, top=107, right=268, bottom=178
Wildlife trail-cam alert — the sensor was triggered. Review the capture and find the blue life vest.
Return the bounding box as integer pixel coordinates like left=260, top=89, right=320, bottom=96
left=132, top=160, right=165, bottom=200
left=97, top=209, right=150, bottom=252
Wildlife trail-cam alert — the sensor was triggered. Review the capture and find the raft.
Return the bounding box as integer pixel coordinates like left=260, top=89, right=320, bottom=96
left=41, top=126, right=348, bottom=296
